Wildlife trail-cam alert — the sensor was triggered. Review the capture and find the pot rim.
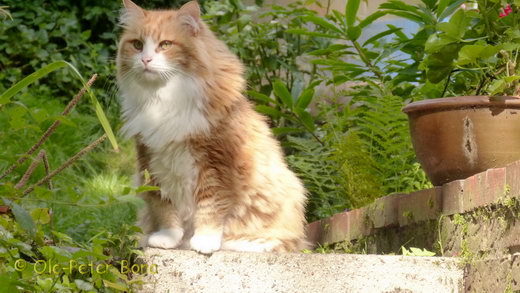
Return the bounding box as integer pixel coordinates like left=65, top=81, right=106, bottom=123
left=402, top=95, right=520, bottom=113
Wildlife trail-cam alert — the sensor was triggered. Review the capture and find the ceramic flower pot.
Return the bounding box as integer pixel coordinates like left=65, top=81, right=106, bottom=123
left=402, top=96, right=520, bottom=186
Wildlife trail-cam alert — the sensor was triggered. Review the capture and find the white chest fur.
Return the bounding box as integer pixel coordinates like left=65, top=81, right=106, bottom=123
left=150, top=142, right=197, bottom=222
left=120, top=74, right=210, bottom=148
left=119, top=74, right=207, bottom=221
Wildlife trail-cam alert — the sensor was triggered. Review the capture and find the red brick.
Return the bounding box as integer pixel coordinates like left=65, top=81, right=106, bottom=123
left=398, top=187, right=442, bottom=227
left=462, top=168, right=506, bottom=212
left=306, top=220, right=323, bottom=248
left=367, top=193, right=407, bottom=228
left=462, top=172, right=486, bottom=212
left=322, top=212, right=349, bottom=244
left=485, top=167, right=506, bottom=201
left=306, top=207, right=371, bottom=245
left=347, top=207, right=370, bottom=241
left=506, top=160, right=520, bottom=198
left=442, top=180, right=464, bottom=215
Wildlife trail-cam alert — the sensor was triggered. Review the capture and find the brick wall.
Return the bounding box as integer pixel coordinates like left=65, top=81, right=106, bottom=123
left=306, top=160, right=520, bottom=252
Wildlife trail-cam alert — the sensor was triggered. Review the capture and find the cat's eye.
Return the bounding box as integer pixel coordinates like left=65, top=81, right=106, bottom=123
left=159, top=40, right=173, bottom=50
left=131, top=40, right=143, bottom=51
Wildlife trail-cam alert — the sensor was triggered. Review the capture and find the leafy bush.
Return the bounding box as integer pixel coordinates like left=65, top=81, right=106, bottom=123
left=0, top=0, right=115, bottom=105
left=415, top=1, right=520, bottom=96
left=204, top=0, right=328, bottom=95
left=0, top=63, right=144, bottom=291
left=225, top=0, right=435, bottom=219
left=0, top=208, right=143, bottom=292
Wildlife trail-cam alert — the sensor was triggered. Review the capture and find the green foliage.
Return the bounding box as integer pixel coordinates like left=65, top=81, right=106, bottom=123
left=0, top=61, right=118, bottom=150
left=0, top=0, right=114, bottom=105
left=0, top=5, right=10, bottom=20
left=0, top=64, right=142, bottom=290
left=383, top=0, right=520, bottom=96
left=286, top=136, right=351, bottom=220
left=0, top=212, right=145, bottom=292
left=351, top=94, right=432, bottom=194
left=268, top=0, right=436, bottom=219
left=204, top=0, right=328, bottom=95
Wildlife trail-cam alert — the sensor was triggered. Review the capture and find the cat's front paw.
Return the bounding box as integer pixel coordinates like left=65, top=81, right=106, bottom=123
left=147, top=228, right=184, bottom=249
left=190, top=231, right=222, bottom=254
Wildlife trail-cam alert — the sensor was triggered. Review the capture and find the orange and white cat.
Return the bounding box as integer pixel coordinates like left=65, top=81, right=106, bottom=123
left=116, top=0, right=307, bottom=253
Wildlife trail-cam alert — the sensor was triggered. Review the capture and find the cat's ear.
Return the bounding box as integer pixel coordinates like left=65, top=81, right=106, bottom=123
left=178, top=1, right=201, bottom=36
left=120, top=0, right=145, bottom=26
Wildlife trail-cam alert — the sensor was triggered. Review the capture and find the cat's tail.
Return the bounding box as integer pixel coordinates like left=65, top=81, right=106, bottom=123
left=221, top=237, right=310, bottom=253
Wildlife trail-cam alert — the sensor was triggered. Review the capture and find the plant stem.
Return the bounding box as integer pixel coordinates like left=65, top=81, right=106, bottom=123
left=288, top=111, right=324, bottom=146
left=352, top=41, right=384, bottom=80
left=475, top=76, right=487, bottom=96
left=42, top=151, right=52, bottom=190
left=23, top=134, right=107, bottom=196
left=0, top=74, right=97, bottom=181
left=15, top=150, right=46, bottom=189
left=441, top=70, right=453, bottom=97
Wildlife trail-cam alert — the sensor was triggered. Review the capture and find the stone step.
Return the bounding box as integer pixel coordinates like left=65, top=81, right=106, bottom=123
left=138, top=249, right=464, bottom=293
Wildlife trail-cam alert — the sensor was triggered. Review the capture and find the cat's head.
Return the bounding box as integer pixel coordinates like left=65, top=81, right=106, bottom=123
left=116, top=0, right=206, bottom=85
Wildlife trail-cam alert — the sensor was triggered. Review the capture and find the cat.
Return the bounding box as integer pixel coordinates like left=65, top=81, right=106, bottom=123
left=116, top=0, right=308, bottom=253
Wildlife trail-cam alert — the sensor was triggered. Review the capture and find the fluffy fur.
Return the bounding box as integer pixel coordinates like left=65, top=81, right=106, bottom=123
left=116, top=0, right=308, bottom=253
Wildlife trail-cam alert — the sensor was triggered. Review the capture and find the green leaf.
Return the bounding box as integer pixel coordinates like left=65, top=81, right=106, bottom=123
left=381, top=10, right=423, bottom=23
left=295, top=108, right=316, bottom=131
left=296, top=89, right=315, bottom=109
left=402, top=246, right=436, bottom=256
left=436, top=0, right=450, bottom=18
left=488, top=79, right=507, bottom=95
left=421, top=0, right=436, bottom=9
left=247, top=90, right=280, bottom=106
left=144, top=169, right=152, bottom=183
left=285, top=28, right=340, bottom=39
left=2, top=198, right=36, bottom=236
left=424, top=34, right=455, bottom=53
left=37, top=278, right=54, bottom=292
left=103, top=280, right=128, bottom=291
left=49, top=115, right=77, bottom=127
left=347, top=26, right=361, bottom=41
left=255, top=105, right=283, bottom=119
left=502, top=42, right=520, bottom=51
left=456, top=45, right=498, bottom=65
left=363, top=27, right=402, bottom=46
left=273, top=80, right=293, bottom=109
left=135, top=185, right=160, bottom=194
left=272, top=127, right=305, bottom=135
left=81, top=30, right=91, bottom=40
left=303, top=15, right=343, bottom=34
left=358, top=11, right=388, bottom=29
left=425, top=63, right=453, bottom=84
left=387, top=24, right=408, bottom=40
left=75, top=280, right=94, bottom=291
left=30, top=208, right=50, bottom=225
left=504, top=76, right=520, bottom=83
left=438, top=0, right=467, bottom=20
left=437, top=9, right=468, bottom=39
left=0, top=61, right=119, bottom=151
left=345, top=0, right=361, bottom=27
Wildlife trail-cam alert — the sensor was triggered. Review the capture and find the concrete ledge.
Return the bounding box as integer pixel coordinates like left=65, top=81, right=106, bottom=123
left=138, top=249, right=464, bottom=293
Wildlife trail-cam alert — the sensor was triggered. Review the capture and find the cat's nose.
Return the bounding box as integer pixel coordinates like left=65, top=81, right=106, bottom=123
left=141, top=57, right=153, bottom=65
